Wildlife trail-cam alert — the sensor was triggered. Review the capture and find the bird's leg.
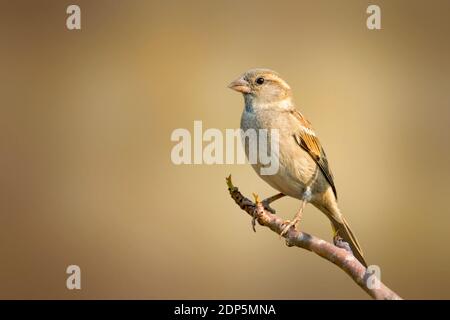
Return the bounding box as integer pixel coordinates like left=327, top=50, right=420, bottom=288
left=261, top=193, right=285, bottom=214
left=280, top=200, right=306, bottom=237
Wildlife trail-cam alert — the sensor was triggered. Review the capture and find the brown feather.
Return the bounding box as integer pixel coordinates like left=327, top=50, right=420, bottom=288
left=290, top=110, right=338, bottom=199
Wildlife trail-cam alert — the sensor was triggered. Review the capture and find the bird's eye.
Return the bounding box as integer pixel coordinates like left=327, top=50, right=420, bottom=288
left=255, top=77, right=265, bottom=85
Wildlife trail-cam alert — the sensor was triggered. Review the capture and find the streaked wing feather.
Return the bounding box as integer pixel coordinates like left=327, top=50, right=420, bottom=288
left=290, top=110, right=338, bottom=199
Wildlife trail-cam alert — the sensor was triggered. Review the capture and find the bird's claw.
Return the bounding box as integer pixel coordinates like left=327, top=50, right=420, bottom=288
left=280, top=219, right=300, bottom=238
left=333, top=235, right=353, bottom=254
left=251, top=215, right=257, bottom=232
left=261, top=199, right=276, bottom=214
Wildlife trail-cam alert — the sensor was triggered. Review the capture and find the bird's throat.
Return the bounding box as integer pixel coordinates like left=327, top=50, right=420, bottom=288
left=244, top=96, right=294, bottom=113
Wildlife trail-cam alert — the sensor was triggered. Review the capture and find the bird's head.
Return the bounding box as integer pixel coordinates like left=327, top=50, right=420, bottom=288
left=228, top=68, right=293, bottom=108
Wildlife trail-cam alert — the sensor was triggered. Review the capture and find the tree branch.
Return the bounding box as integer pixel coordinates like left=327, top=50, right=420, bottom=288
left=226, top=175, right=402, bottom=300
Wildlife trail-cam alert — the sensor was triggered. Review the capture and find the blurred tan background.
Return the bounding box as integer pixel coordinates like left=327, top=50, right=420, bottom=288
left=0, top=0, right=449, bottom=299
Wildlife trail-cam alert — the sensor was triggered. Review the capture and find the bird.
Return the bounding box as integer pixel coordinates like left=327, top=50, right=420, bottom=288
left=228, top=68, right=367, bottom=267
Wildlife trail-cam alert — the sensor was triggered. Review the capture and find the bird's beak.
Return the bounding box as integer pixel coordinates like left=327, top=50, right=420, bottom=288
left=228, top=77, right=251, bottom=94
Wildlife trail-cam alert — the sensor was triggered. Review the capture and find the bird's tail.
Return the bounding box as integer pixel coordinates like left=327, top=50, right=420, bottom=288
left=330, top=215, right=367, bottom=268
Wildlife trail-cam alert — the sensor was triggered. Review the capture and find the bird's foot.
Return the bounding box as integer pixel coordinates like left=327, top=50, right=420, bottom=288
left=261, top=199, right=276, bottom=214
left=333, top=234, right=353, bottom=254
left=260, top=193, right=285, bottom=214
left=280, top=218, right=301, bottom=238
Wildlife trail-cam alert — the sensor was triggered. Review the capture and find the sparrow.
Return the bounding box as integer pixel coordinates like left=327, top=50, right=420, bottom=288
left=228, top=68, right=367, bottom=267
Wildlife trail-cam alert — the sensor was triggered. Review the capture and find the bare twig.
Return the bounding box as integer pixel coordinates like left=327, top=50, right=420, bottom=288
left=226, top=175, right=402, bottom=300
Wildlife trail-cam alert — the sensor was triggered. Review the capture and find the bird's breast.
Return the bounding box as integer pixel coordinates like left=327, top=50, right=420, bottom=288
left=240, top=108, right=324, bottom=199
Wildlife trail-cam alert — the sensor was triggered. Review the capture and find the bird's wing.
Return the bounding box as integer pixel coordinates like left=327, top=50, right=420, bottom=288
left=290, top=109, right=337, bottom=199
